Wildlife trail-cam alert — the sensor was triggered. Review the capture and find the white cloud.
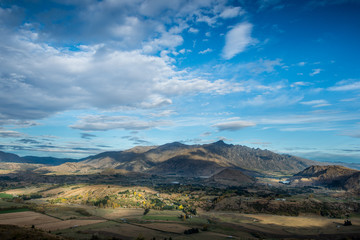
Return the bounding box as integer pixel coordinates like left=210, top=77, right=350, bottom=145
left=212, top=120, right=256, bottom=131
left=341, top=131, right=360, bottom=138
left=0, top=28, right=244, bottom=122
left=1, top=1, right=243, bottom=55
left=199, top=48, right=213, bottom=54
left=149, top=110, right=177, bottom=117
left=0, top=128, right=23, bottom=138
left=153, top=78, right=245, bottom=96
left=241, top=58, right=283, bottom=74
left=201, top=132, right=212, bottom=136
left=222, top=22, right=254, bottom=60
left=243, top=93, right=303, bottom=107
left=309, top=68, right=322, bottom=76
left=300, top=99, right=331, bottom=108
left=298, top=61, right=306, bottom=66
left=280, top=126, right=338, bottom=132
left=196, top=15, right=217, bottom=26
left=188, top=27, right=199, bottom=33
left=340, top=97, right=358, bottom=102
left=139, top=95, right=173, bottom=108
left=328, top=80, right=360, bottom=91
left=220, top=7, right=243, bottom=18
left=257, top=112, right=360, bottom=125
left=142, top=32, right=184, bottom=53
left=290, top=81, right=311, bottom=87
left=217, top=136, right=233, bottom=142
left=70, top=115, right=171, bottom=131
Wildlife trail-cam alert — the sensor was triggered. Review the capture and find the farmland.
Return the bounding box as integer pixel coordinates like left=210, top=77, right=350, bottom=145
left=0, top=182, right=360, bottom=239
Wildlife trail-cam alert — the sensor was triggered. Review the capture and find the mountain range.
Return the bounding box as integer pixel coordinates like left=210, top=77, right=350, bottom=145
left=1, top=141, right=317, bottom=177
left=2, top=141, right=360, bottom=192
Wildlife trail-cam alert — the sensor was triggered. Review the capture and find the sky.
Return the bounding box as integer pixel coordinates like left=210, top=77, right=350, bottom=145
left=0, top=0, right=359, bottom=163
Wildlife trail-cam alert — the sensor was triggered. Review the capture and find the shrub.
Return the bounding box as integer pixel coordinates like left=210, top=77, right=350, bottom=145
left=143, top=208, right=150, bottom=215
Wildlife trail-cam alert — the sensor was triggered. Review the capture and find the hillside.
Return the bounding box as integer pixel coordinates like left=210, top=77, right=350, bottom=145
left=291, top=165, right=359, bottom=190
left=77, top=140, right=317, bottom=176
left=294, top=165, right=357, bottom=179
left=0, top=151, right=23, bottom=163
left=207, top=168, right=256, bottom=186
left=201, top=141, right=315, bottom=173
left=0, top=141, right=319, bottom=176
left=0, top=151, right=78, bottom=166
left=0, top=151, right=46, bottom=171
left=35, top=162, right=98, bottom=175
left=344, top=172, right=360, bottom=192
left=147, top=156, right=225, bottom=177
left=0, top=224, right=66, bottom=240
left=22, top=156, right=79, bottom=165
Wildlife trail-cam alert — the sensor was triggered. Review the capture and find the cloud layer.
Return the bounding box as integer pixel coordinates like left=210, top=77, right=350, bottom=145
left=222, top=22, right=254, bottom=59
left=212, top=120, right=256, bottom=131
left=0, top=28, right=246, bottom=123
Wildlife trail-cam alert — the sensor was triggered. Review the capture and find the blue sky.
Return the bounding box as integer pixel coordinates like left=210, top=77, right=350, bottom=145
left=0, top=0, right=359, bottom=163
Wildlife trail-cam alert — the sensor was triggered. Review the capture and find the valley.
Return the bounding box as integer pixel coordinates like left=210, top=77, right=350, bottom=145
left=0, top=141, right=360, bottom=239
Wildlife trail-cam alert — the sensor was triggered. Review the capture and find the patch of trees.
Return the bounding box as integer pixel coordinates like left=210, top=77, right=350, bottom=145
left=143, top=208, right=150, bottom=215
left=150, top=198, right=165, bottom=209
left=184, top=228, right=199, bottom=234
left=118, top=190, right=130, bottom=195
left=19, top=193, right=42, bottom=200
left=93, top=196, right=110, bottom=207
left=162, top=205, right=175, bottom=210
left=344, top=220, right=352, bottom=226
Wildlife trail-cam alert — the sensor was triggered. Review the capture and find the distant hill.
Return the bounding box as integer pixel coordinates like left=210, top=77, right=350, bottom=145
left=0, top=151, right=23, bottom=163
left=0, top=141, right=320, bottom=176
left=291, top=165, right=359, bottom=191
left=23, top=156, right=79, bottom=165
left=207, top=168, right=256, bottom=186
left=0, top=151, right=44, bottom=171
left=0, top=151, right=79, bottom=166
left=294, top=165, right=357, bottom=179
left=35, top=162, right=98, bottom=175
left=344, top=172, right=360, bottom=192
left=0, top=162, right=44, bottom=171
left=75, top=140, right=317, bottom=176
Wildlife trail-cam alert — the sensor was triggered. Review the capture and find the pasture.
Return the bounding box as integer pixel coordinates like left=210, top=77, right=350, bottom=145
left=0, top=211, right=106, bottom=231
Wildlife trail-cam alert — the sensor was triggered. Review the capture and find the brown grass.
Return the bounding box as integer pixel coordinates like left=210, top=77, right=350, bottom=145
left=201, top=211, right=360, bottom=236
left=0, top=211, right=59, bottom=227
left=88, top=222, right=169, bottom=240
left=136, top=223, right=189, bottom=234
left=88, top=207, right=144, bottom=219
left=4, top=186, right=47, bottom=196
left=0, top=211, right=106, bottom=231
left=43, top=184, right=156, bottom=199
left=37, top=219, right=106, bottom=231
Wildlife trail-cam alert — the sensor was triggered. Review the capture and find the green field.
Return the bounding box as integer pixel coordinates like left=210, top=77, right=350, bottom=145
left=0, top=208, right=30, bottom=214
left=142, top=215, right=182, bottom=221
left=0, top=193, right=13, bottom=199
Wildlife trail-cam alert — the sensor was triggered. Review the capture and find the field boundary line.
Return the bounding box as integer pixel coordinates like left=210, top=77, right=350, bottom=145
left=98, top=216, right=182, bottom=235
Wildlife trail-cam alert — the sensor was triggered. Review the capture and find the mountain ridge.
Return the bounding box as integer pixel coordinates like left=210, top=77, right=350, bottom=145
left=0, top=141, right=321, bottom=177
left=45, top=141, right=319, bottom=176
